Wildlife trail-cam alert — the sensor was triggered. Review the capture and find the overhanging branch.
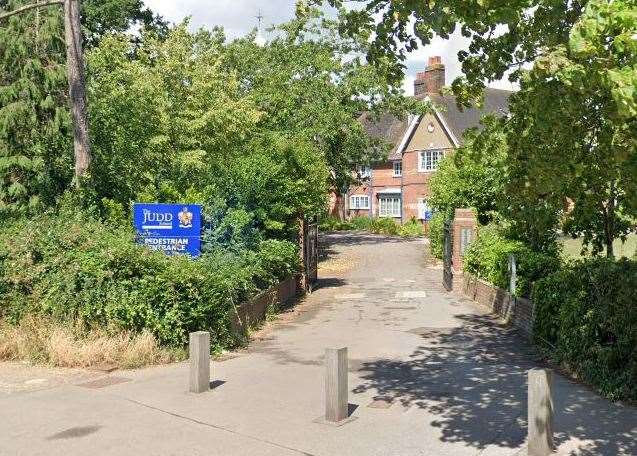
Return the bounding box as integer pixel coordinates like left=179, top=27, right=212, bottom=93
left=0, top=0, right=64, bottom=21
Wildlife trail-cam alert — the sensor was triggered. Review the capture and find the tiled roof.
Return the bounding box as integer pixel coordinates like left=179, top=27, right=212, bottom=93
left=424, top=88, right=511, bottom=145
left=360, top=88, right=511, bottom=158
left=358, top=112, right=409, bottom=160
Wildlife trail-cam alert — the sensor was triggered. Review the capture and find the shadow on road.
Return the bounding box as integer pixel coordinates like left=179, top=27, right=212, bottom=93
left=351, top=314, right=637, bottom=456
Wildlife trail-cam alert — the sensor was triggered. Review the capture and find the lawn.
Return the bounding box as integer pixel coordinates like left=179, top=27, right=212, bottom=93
left=560, top=233, right=637, bottom=260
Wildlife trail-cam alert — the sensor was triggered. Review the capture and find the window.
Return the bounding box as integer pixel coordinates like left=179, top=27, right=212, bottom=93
left=356, top=165, right=372, bottom=179
left=418, top=150, right=445, bottom=172
left=417, top=198, right=433, bottom=221
left=393, top=161, right=402, bottom=177
left=378, top=196, right=401, bottom=218
left=349, top=195, right=370, bottom=210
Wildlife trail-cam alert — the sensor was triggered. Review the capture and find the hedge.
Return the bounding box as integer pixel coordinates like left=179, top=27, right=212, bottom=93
left=533, top=258, right=637, bottom=401
left=0, top=211, right=299, bottom=349
left=319, top=215, right=423, bottom=237
left=463, top=225, right=561, bottom=297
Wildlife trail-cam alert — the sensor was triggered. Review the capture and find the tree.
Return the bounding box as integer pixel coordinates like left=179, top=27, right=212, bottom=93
left=0, top=0, right=71, bottom=215
left=222, top=7, right=427, bottom=193
left=0, top=0, right=90, bottom=183
left=81, top=0, right=167, bottom=48
left=0, top=0, right=167, bottom=215
left=87, top=25, right=330, bottom=241
left=503, top=0, right=637, bottom=257
left=324, top=0, right=589, bottom=105
left=429, top=115, right=508, bottom=225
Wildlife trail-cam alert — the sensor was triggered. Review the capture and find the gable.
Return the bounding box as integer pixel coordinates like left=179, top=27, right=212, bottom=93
left=404, top=112, right=455, bottom=152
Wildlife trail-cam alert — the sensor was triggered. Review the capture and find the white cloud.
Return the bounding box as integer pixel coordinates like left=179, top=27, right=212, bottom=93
left=143, top=0, right=517, bottom=93
left=144, top=0, right=294, bottom=39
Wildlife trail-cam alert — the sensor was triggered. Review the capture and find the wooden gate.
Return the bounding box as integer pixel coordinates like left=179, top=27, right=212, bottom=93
left=443, top=218, right=453, bottom=291
left=303, top=218, right=318, bottom=289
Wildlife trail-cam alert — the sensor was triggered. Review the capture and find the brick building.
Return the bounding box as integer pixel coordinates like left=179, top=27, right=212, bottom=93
left=345, top=56, right=511, bottom=225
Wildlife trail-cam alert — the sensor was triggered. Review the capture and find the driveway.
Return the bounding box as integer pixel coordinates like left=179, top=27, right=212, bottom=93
left=1, top=232, right=635, bottom=455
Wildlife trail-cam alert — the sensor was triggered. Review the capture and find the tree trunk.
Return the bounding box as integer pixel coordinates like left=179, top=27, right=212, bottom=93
left=64, top=0, right=91, bottom=184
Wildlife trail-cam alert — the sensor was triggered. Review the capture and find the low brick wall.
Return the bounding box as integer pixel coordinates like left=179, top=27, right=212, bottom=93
left=460, top=273, right=534, bottom=338
left=231, top=276, right=300, bottom=334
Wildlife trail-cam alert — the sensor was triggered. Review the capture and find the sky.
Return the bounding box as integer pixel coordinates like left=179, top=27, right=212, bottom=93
left=143, top=0, right=517, bottom=94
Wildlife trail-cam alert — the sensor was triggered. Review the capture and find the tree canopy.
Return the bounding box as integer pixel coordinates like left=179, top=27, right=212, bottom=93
left=503, top=0, right=637, bottom=256
left=423, top=0, right=636, bottom=256
left=325, top=0, right=589, bottom=105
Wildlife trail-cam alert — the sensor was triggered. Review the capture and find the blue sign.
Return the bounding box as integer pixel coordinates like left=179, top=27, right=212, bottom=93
left=133, top=203, right=202, bottom=257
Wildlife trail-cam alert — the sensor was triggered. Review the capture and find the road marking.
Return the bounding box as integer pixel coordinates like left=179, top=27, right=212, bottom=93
left=395, top=291, right=427, bottom=298
left=335, top=293, right=366, bottom=300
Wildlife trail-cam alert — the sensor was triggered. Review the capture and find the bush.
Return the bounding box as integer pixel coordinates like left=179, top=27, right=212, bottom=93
left=0, top=210, right=299, bottom=349
left=350, top=216, right=373, bottom=230
left=369, top=217, right=399, bottom=235
left=318, top=216, right=355, bottom=231
left=464, top=225, right=561, bottom=297
left=428, top=212, right=447, bottom=259
left=319, top=215, right=419, bottom=238
left=399, top=217, right=425, bottom=238
left=533, top=258, right=637, bottom=401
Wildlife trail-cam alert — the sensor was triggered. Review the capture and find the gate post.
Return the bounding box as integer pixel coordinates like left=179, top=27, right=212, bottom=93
left=443, top=219, right=454, bottom=291
left=299, top=217, right=318, bottom=292
left=508, top=254, right=517, bottom=296
left=450, top=209, right=477, bottom=291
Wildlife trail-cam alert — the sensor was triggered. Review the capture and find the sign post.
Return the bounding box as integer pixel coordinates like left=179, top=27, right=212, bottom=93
left=133, top=203, right=202, bottom=257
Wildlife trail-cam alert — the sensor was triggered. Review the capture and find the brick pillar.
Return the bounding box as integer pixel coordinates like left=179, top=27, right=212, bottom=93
left=452, top=209, right=477, bottom=273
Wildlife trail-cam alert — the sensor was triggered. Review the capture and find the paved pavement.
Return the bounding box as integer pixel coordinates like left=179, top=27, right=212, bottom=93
left=1, top=232, right=635, bottom=455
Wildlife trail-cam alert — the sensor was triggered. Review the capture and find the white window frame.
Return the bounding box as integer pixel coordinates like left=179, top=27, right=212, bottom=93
left=378, top=196, right=401, bottom=218
left=393, top=161, right=402, bottom=177
left=418, top=149, right=445, bottom=172
left=417, top=198, right=432, bottom=220
left=356, top=165, right=372, bottom=179
left=349, top=195, right=370, bottom=210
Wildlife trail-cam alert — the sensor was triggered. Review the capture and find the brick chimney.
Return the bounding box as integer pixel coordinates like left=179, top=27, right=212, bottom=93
left=414, top=56, right=446, bottom=96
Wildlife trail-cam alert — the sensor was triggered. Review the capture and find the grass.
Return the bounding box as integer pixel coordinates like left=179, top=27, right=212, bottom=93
left=0, top=316, right=185, bottom=369
left=560, top=233, right=637, bottom=260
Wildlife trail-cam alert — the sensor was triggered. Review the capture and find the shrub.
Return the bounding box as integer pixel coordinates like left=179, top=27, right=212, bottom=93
left=320, top=215, right=420, bottom=238
left=399, top=217, right=425, bottom=238
left=318, top=216, right=355, bottom=231
left=0, top=210, right=299, bottom=349
left=369, top=217, right=399, bottom=236
left=464, top=224, right=561, bottom=297
left=350, top=216, right=373, bottom=230
left=533, top=258, right=637, bottom=401
left=428, top=212, right=447, bottom=260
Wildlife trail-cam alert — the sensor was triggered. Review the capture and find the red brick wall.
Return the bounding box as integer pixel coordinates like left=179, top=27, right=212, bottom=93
left=372, top=162, right=398, bottom=187
left=231, top=276, right=299, bottom=334
left=460, top=273, right=535, bottom=338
